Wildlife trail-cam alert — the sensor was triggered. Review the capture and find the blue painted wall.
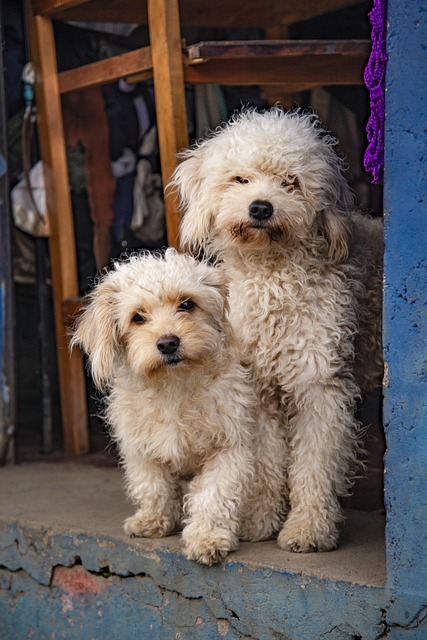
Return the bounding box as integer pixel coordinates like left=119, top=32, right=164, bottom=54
left=383, top=0, right=427, bottom=601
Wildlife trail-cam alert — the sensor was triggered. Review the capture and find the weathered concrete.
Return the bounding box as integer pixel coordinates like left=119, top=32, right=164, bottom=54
left=0, top=461, right=420, bottom=640
left=0, top=461, right=386, bottom=586
left=382, top=0, right=427, bottom=603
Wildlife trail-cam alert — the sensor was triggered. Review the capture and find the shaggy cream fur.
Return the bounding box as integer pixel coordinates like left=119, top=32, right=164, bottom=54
left=170, top=108, right=384, bottom=552
left=71, top=249, right=285, bottom=564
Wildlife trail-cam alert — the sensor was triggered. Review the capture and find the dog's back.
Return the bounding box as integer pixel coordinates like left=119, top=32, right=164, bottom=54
left=348, top=212, right=384, bottom=391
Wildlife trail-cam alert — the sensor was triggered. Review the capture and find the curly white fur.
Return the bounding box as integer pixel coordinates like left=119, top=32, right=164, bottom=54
left=170, top=108, right=383, bottom=552
left=71, top=249, right=286, bottom=564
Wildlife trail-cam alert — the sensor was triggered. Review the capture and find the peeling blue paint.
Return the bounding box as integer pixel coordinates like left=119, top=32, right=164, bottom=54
left=0, top=519, right=426, bottom=639
left=383, top=0, right=427, bottom=601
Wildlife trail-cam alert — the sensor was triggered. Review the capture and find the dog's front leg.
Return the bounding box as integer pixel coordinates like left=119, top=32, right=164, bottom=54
left=277, top=379, right=360, bottom=552
left=122, top=456, right=182, bottom=538
left=181, top=448, right=251, bottom=565
left=240, top=400, right=288, bottom=542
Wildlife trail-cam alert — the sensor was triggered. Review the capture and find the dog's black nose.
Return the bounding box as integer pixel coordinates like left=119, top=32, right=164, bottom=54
left=156, top=335, right=180, bottom=355
left=249, top=200, right=274, bottom=221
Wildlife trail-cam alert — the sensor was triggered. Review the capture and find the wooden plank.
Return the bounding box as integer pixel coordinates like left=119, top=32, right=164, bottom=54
left=58, top=46, right=152, bottom=93
left=184, top=56, right=368, bottom=86
left=183, top=37, right=370, bottom=86
left=26, top=1, right=89, bottom=455
left=33, top=0, right=89, bottom=14
left=33, top=0, right=364, bottom=29
left=183, top=39, right=370, bottom=86
left=148, top=0, right=188, bottom=248
left=186, top=39, right=371, bottom=61
left=113, top=38, right=370, bottom=89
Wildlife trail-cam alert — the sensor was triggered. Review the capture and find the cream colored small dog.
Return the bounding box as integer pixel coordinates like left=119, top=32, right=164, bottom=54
left=71, top=249, right=285, bottom=564
left=171, top=108, right=384, bottom=553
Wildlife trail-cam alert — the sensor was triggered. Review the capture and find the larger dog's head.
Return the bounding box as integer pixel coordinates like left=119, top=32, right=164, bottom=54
left=171, top=108, right=354, bottom=262
left=71, top=249, right=231, bottom=390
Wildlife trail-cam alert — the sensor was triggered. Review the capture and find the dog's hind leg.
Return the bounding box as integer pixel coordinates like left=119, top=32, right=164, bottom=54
left=277, top=379, right=361, bottom=553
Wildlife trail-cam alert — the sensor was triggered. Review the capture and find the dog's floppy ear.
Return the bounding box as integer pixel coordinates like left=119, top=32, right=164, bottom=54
left=303, top=115, right=355, bottom=263
left=201, top=267, right=230, bottom=315
left=200, top=267, right=235, bottom=346
left=168, top=147, right=214, bottom=254
left=315, top=142, right=354, bottom=263
left=318, top=209, right=352, bottom=263
left=70, top=279, right=119, bottom=390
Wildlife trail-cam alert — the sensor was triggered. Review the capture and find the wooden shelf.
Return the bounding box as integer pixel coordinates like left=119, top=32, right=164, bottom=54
left=65, top=39, right=370, bottom=93
left=184, top=39, right=370, bottom=86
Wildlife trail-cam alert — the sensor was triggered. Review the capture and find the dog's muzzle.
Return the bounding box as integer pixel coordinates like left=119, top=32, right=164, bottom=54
left=156, top=334, right=182, bottom=365
left=249, top=200, right=273, bottom=222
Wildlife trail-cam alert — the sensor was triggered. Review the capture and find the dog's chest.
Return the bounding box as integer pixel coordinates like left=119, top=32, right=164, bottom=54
left=134, top=394, right=225, bottom=475
left=228, top=265, right=310, bottom=335
left=226, top=260, right=350, bottom=370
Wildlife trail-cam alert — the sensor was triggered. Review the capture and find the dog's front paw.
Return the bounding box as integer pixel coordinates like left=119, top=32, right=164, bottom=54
left=124, top=512, right=176, bottom=538
left=277, top=512, right=339, bottom=553
left=181, top=523, right=238, bottom=565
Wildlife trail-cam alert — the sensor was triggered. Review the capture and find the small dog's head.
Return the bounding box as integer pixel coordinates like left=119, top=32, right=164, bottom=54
left=71, top=249, right=231, bottom=390
left=171, top=108, right=354, bottom=262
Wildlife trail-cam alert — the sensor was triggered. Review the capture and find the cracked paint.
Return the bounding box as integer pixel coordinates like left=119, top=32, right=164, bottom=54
left=52, top=565, right=112, bottom=595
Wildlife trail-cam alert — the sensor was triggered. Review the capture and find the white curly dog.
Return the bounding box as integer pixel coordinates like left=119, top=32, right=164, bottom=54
left=171, top=108, right=383, bottom=553
left=71, top=249, right=285, bottom=564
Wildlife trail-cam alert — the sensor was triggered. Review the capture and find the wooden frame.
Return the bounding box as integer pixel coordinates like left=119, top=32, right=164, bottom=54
left=26, top=0, right=188, bottom=453
left=27, top=0, right=368, bottom=454
left=27, top=4, right=89, bottom=454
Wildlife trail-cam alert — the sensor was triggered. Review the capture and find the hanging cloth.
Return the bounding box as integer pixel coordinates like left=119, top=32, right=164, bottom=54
left=364, top=0, right=388, bottom=184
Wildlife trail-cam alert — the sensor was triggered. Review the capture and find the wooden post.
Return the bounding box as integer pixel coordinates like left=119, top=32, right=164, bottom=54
left=147, top=0, right=189, bottom=248
left=26, top=2, right=89, bottom=454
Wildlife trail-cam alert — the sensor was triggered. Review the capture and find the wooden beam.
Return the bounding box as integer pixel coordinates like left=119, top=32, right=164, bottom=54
left=58, top=46, right=152, bottom=94
left=117, top=38, right=370, bottom=89
left=26, top=1, right=89, bottom=455
left=184, top=58, right=368, bottom=86
left=33, top=0, right=89, bottom=15
left=185, top=39, right=371, bottom=61
left=33, top=0, right=365, bottom=29
left=147, top=0, right=188, bottom=248
left=184, top=40, right=370, bottom=86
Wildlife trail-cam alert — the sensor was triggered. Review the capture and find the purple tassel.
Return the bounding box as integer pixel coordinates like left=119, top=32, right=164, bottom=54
left=364, top=0, right=388, bottom=184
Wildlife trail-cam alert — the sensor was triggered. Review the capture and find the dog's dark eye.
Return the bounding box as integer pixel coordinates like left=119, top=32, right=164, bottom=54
left=281, top=176, right=298, bottom=189
left=178, top=300, right=194, bottom=312
left=132, top=312, right=146, bottom=324
left=235, top=176, right=248, bottom=184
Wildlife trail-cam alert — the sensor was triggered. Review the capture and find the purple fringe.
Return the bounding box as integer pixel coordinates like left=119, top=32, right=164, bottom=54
left=364, top=0, right=388, bottom=184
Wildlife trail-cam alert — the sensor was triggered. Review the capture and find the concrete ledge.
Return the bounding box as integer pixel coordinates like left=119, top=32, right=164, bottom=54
left=0, top=461, right=386, bottom=584
left=0, top=461, right=413, bottom=640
